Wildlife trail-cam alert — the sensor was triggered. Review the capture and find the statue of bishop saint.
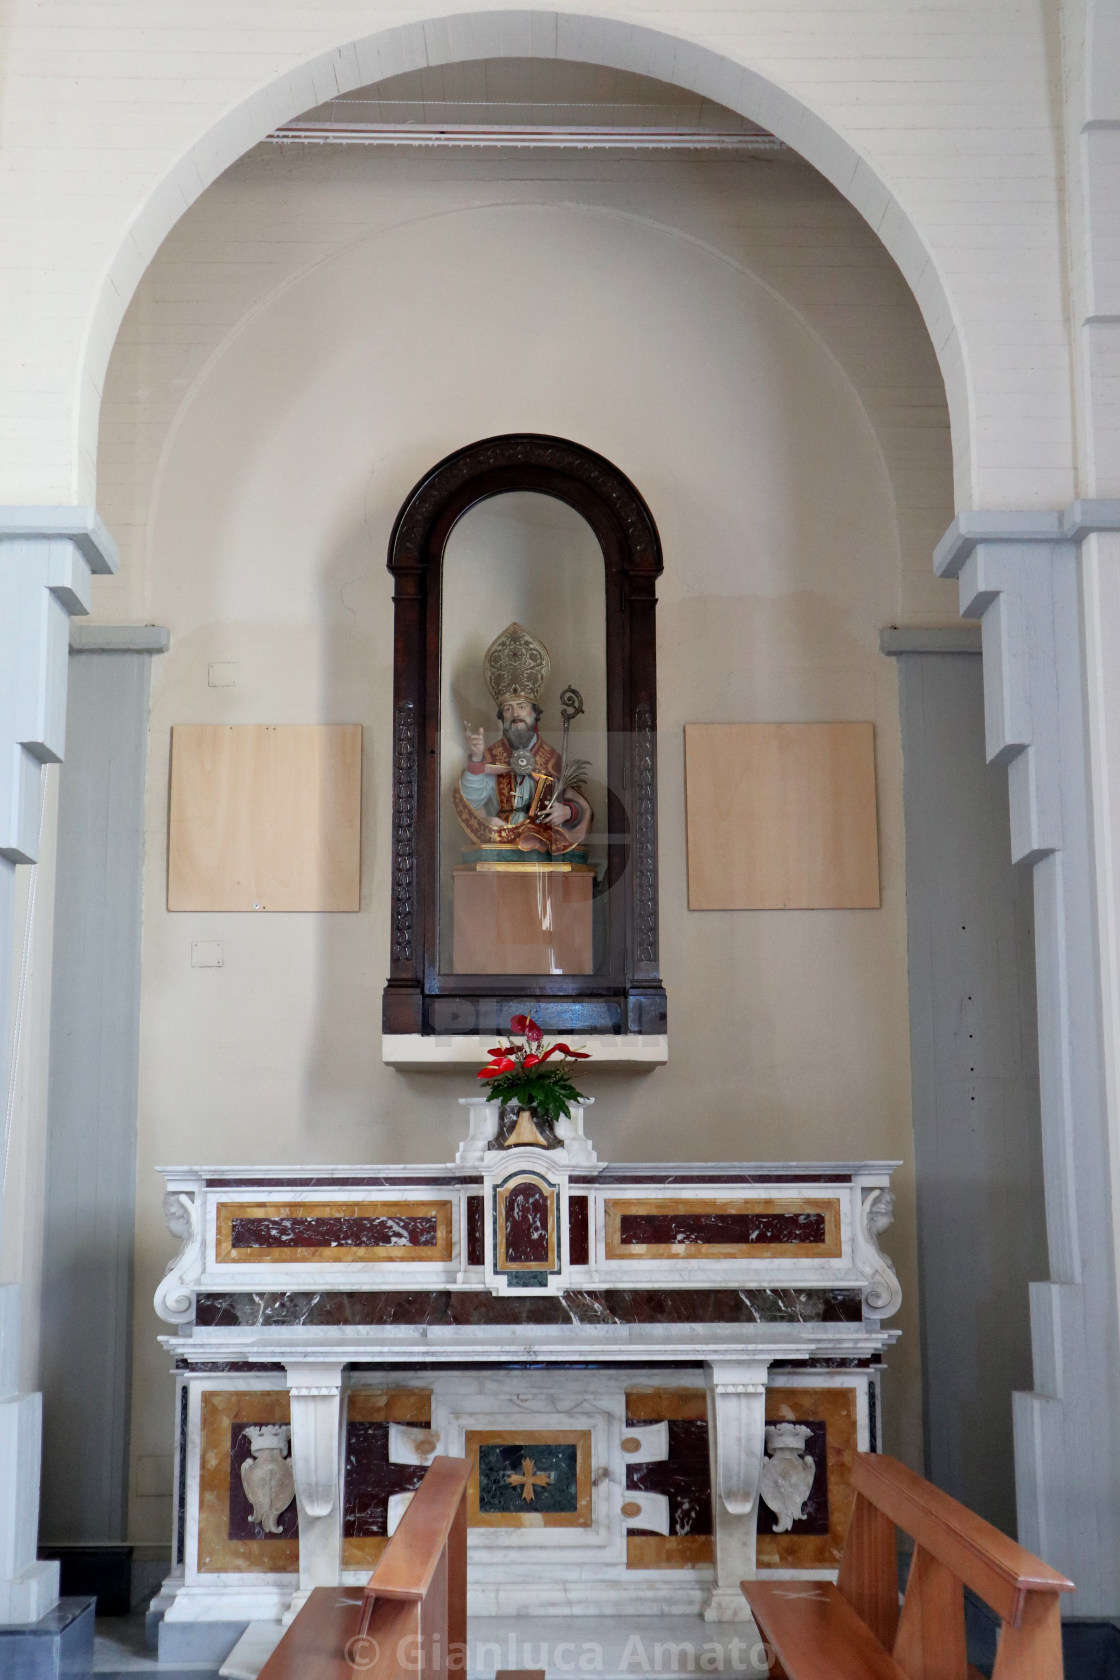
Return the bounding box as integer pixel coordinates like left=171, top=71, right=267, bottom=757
left=454, top=622, right=592, bottom=857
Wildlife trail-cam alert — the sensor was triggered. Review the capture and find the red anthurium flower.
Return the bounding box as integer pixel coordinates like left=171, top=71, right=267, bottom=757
left=525, top=1018, right=543, bottom=1044
left=522, top=1053, right=541, bottom=1069
left=478, top=1054, right=515, bottom=1078
left=538, top=1042, right=591, bottom=1061
left=509, top=1013, right=529, bottom=1034
left=487, top=1046, right=510, bottom=1057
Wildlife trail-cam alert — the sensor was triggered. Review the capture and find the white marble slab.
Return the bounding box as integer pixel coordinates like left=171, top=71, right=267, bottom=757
left=382, top=1034, right=669, bottom=1068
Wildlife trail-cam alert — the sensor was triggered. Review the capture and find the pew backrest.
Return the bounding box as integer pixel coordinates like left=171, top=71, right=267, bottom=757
left=836, top=1454, right=1074, bottom=1679
left=257, top=1454, right=471, bottom=1680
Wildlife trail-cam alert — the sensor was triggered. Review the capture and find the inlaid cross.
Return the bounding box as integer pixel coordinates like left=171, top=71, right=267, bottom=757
left=506, top=1456, right=551, bottom=1503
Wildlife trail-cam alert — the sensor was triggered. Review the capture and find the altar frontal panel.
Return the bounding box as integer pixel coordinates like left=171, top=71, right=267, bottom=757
left=604, top=1197, right=842, bottom=1259
left=197, top=1389, right=298, bottom=1574
left=168, top=723, right=361, bottom=912
left=685, top=721, right=880, bottom=910
left=343, top=1389, right=433, bottom=1570
left=755, top=1386, right=858, bottom=1569
left=214, top=1199, right=453, bottom=1263
left=624, top=1388, right=713, bottom=1569
left=465, top=1429, right=592, bottom=1528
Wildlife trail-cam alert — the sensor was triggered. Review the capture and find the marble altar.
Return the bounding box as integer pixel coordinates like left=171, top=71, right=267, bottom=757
left=152, top=1105, right=900, bottom=1629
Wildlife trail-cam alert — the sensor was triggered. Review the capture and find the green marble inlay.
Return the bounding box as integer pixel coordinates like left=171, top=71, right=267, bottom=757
left=478, top=1443, right=578, bottom=1513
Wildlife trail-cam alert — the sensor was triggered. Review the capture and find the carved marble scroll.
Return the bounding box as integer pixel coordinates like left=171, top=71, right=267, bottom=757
left=155, top=1190, right=204, bottom=1324
left=854, top=1187, right=902, bottom=1319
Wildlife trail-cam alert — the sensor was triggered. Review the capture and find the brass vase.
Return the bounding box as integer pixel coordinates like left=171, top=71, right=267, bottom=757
left=498, top=1102, right=558, bottom=1149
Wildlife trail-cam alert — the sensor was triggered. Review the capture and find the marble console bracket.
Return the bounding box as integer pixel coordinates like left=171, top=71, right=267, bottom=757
left=284, top=1363, right=347, bottom=1610
left=704, top=1358, right=770, bottom=1623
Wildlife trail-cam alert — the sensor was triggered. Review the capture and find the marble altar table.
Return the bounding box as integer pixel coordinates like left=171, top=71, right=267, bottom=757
left=152, top=1108, right=901, bottom=1631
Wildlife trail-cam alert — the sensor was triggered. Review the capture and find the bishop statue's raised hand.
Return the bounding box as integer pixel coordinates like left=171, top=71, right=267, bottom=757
left=463, top=721, right=486, bottom=764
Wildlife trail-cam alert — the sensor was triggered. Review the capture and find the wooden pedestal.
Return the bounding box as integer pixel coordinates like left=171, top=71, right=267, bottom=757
left=452, top=866, right=594, bottom=975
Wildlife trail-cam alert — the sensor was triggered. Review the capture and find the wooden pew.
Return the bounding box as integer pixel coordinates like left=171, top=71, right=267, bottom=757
left=742, top=1452, right=1074, bottom=1680
left=257, top=1455, right=471, bottom=1680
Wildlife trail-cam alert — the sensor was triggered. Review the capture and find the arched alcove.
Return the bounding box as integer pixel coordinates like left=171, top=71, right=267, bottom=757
left=76, top=10, right=971, bottom=510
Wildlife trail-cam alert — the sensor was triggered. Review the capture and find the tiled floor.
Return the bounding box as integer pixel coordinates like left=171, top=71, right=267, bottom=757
left=93, top=1611, right=770, bottom=1679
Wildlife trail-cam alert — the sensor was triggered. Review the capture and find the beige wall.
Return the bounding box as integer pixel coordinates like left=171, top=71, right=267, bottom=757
left=93, top=142, right=957, bottom=1543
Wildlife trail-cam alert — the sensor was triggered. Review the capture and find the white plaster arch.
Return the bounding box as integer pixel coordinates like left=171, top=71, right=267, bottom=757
left=81, top=9, right=971, bottom=511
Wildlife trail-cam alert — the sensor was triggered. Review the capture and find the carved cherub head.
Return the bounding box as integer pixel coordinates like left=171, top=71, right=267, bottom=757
left=866, top=1188, right=895, bottom=1236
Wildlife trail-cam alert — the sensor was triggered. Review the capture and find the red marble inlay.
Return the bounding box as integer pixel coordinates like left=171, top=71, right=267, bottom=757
left=228, top=1423, right=299, bottom=1543
left=618, top=1211, right=826, bottom=1247
left=624, top=1416, right=712, bottom=1539
left=503, top=1182, right=551, bottom=1266
left=229, top=1215, right=438, bottom=1250
left=466, top=1196, right=485, bottom=1268
left=568, top=1196, right=590, bottom=1267
left=343, top=1416, right=430, bottom=1538
left=755, top=1421, right=830, bottom=1536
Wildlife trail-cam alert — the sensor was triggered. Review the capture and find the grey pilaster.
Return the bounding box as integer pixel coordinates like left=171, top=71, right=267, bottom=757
left=38, top=631, right=167, bottom=1545
left=935, top=499, right=1120, bottom=1612
left=883, top=629, right=1046, bottom=1541
left=0, top=509, right=117, bottom=1622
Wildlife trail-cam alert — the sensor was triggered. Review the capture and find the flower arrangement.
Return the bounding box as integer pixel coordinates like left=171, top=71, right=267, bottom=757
left=478, top=1014, right=590, bottom=1129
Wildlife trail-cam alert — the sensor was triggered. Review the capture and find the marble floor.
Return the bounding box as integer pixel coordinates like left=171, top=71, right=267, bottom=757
left=93, top=1612, right=771, bottom=1679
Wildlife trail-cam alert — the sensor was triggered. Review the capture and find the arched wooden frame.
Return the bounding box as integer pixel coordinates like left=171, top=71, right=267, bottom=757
left=382, top=433, right=666, bottom=1039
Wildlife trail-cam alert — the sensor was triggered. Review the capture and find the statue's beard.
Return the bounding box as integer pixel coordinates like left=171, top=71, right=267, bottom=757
left=503, top=720, right=535, bottom=750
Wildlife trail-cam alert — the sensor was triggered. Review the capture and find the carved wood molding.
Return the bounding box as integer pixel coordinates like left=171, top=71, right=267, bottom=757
left=390, top=700, right=417, bottom=970
left=633, top=701, right=658, bottom=969
left=389, top=433, right=661, bottom=576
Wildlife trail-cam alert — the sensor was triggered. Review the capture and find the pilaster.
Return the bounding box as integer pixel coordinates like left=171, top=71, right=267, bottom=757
left=935, top=499, right=1120, bottom=1613
left=39, top=630, right=167, bottom=1547
left=0, top=508, right=116, bottom=1625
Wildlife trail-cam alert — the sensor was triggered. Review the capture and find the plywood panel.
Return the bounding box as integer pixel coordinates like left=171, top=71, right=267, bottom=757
left=168, top=724, right=361, bottom=911
left=684, top=722, right=880, bottom=909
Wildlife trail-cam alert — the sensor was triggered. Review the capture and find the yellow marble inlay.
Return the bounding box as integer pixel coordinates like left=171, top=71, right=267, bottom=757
left=755, top=1385, right=859, bottom=1570
left=603, top=1196, right=842, bottom=1260
left=214, top=1199, right=454, bottom=1264
left=197, top=1389, right=298, bottom=1575
left=494, top=1174, right=558, bottom=1274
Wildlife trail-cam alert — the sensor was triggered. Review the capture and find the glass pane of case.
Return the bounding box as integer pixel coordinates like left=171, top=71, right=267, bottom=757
left=438, top=492, right=609, bottom=977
